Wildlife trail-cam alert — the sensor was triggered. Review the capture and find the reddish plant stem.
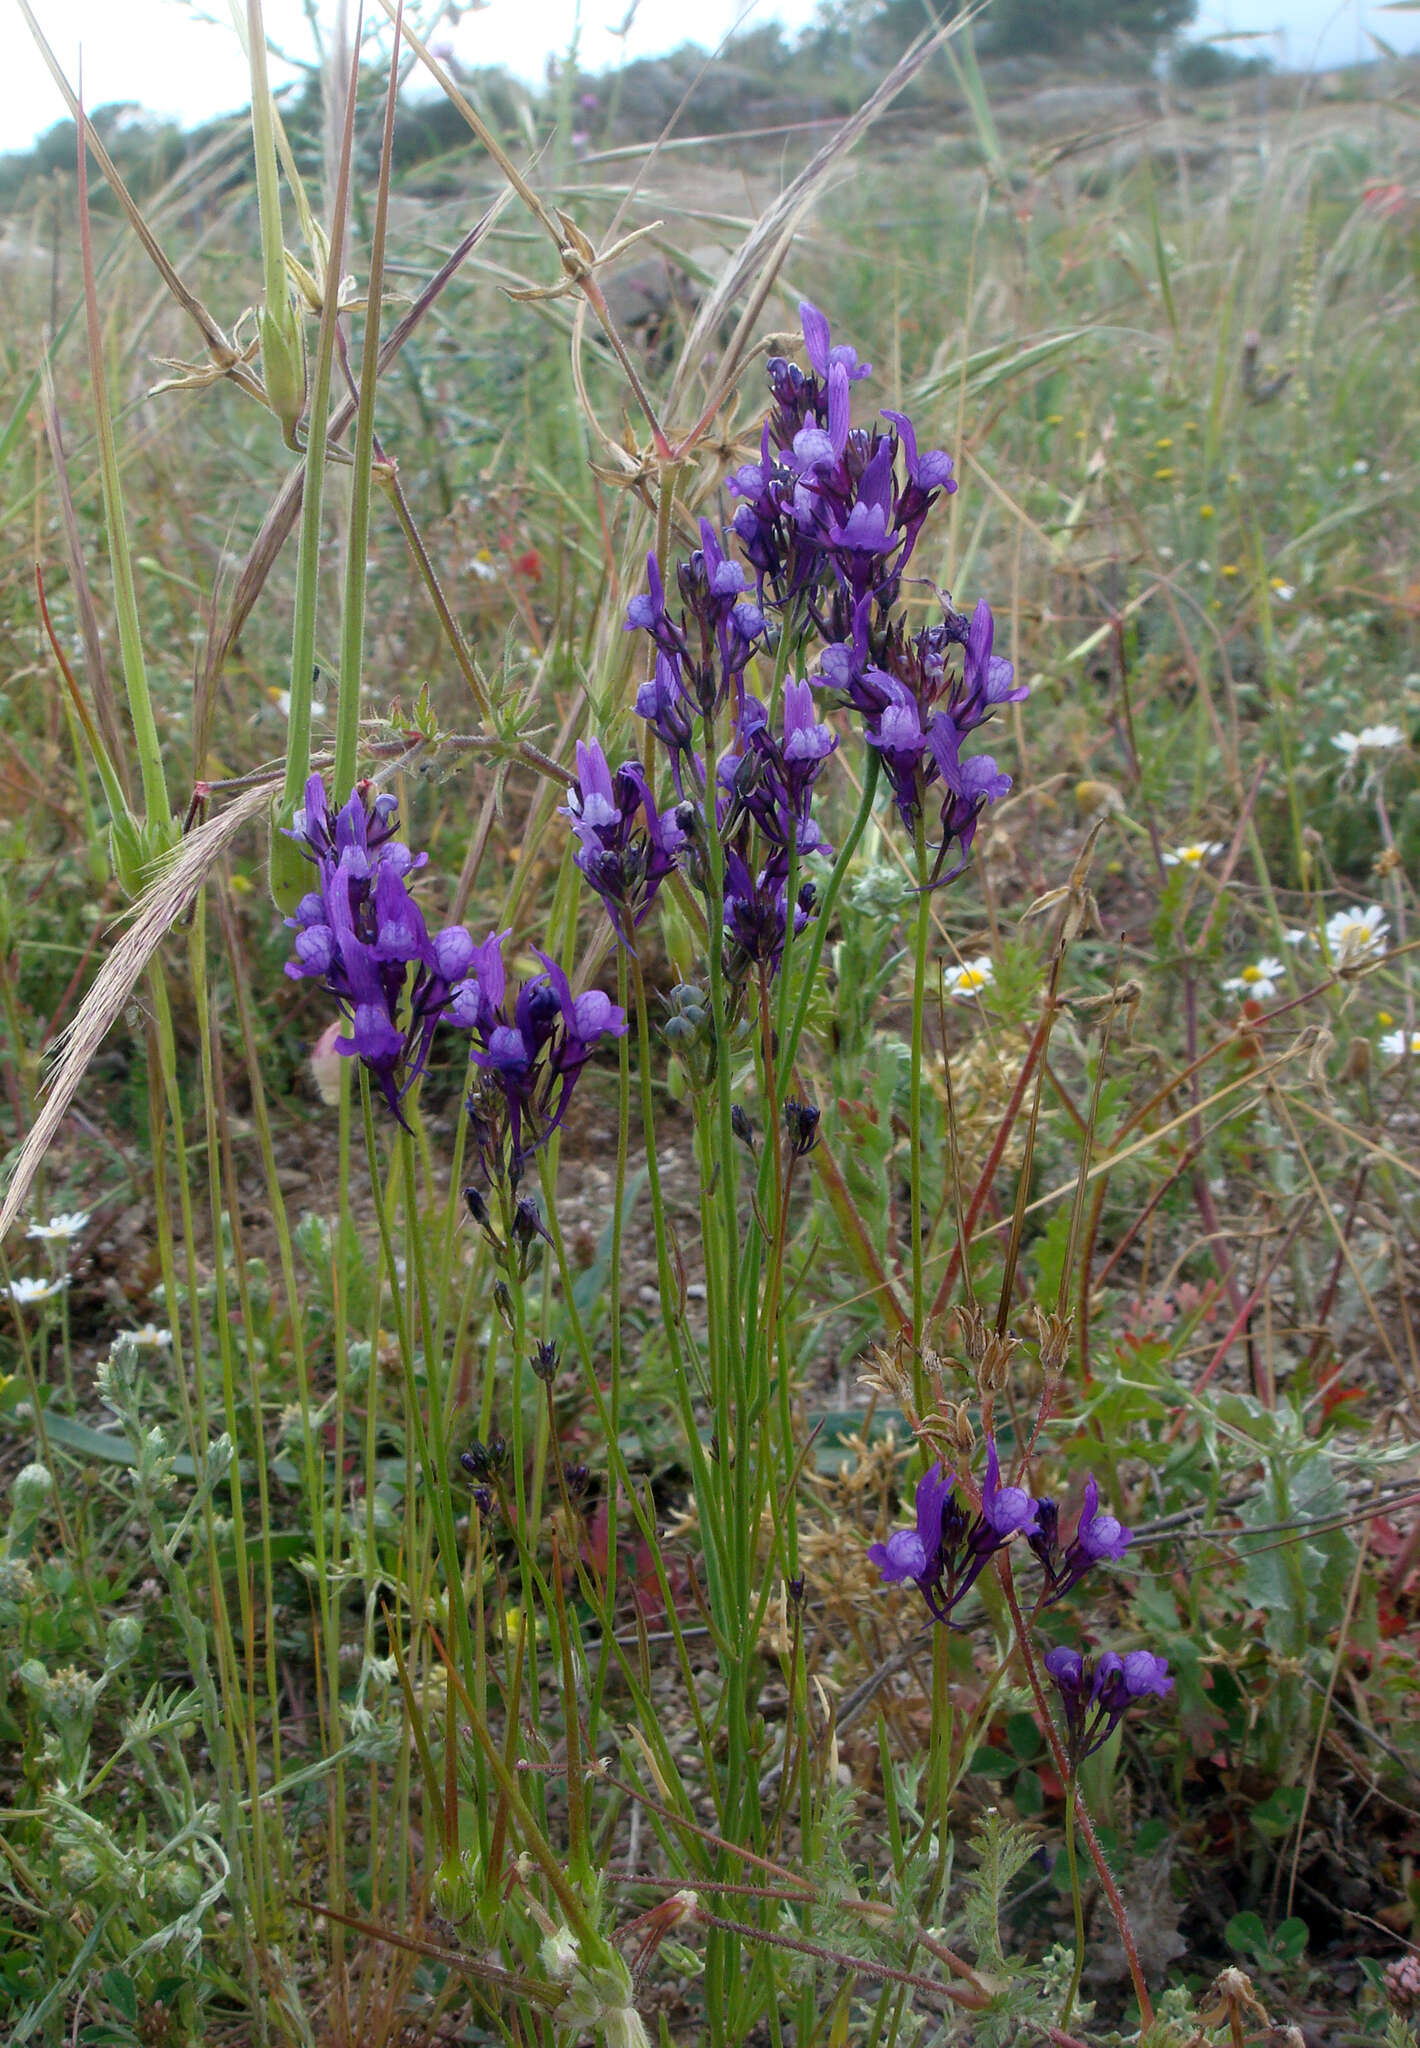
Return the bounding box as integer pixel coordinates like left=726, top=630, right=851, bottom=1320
left=927, top=1004, right=1052, bottom=1324
left=997, top=1558, right=1155, bottom=2028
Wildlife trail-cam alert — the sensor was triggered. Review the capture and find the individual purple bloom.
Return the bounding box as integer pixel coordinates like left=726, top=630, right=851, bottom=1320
left=868, top=1463, right=955, bottom=1586
left=980, top=1437, right=1041, bottom=1539
left=961, top=597, right=1028, bottom=718
left=719, top=681, right=837, bottom=885
left=881, top=409, right=956, bottom=494
left=1030, top=1476, right=1134, bottom=1607
left=563, top=738, right=683, bottom=946
left=635, top=653, right=696, bottom=787
left=1044, top=1641, right=1172, bottom=1771
left=282, top=778, right=469, bottom=1122
left=798, top=299, right=872, bottom=385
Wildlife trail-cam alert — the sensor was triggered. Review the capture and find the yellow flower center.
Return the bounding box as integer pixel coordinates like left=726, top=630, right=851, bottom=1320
left=1241, top=965, right=1264, bottom=983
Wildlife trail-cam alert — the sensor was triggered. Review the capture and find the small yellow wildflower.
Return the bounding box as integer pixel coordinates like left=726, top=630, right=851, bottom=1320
left=1221, top=564, right=1239, bottom=578
left=1154, top=467, right=1176, bottom=481
left=1155, top=437, right=1174, bottom=449
left=1199, top=504, right=1215, bottom=518
left=1046, top=413, right=1063, bottom=425
left=1377, top=1010, right=1394, bottom=1028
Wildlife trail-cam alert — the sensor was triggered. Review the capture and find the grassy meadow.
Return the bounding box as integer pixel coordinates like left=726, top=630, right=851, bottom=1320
left=1, top=11, right=1419, bottom=2045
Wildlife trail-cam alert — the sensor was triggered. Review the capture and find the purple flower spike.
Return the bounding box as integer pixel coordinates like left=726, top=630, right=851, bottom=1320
left=1029, top=1472, right=1134, bottom=1607
left=1044, top=1641, right=1172, bottom=1771
left=563, top=738, right=684, bottom=947
left=282, top=778, right=471, bottom=1123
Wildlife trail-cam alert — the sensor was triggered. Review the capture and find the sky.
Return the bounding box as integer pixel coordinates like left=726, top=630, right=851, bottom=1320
left=3, top=0, right=1418, bottom=155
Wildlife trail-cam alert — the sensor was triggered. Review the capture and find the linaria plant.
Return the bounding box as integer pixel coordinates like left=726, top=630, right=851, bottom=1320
left=16, top=10, right=1420, bottom=2042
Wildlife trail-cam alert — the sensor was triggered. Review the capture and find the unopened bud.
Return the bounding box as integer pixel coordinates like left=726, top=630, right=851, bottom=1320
left=783, top=1098, right=820, bottom=1156
left=531, top=1341, right=560, bottom=1384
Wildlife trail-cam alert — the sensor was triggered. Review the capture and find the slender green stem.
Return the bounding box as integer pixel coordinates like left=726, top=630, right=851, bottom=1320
left=1062, top=1779, right=1086, bottom=2029
left=909, top=799, right=932, bottom=1392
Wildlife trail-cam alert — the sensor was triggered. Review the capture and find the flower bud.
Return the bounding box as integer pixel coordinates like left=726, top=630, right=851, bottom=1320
left=783, top=1097, right=821, bottom=1156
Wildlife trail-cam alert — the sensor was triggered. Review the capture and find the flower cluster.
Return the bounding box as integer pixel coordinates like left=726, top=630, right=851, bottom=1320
left=815, top=594, right=1023, bottom=879
left=452, top=931, right=627, bottom=1182
left=562, top=740, right=685, bottom=947
left=869, top=1444, right=1132, bottom=1622
left=614, top=299, right=1023, bottom=980
left=868, top=1441, right=1041, bottom=1627
left=625, top=523, right=766, bottom=723
left=284, top=776, right=481, bottom=1122
left=728, top=303, right=954, bottom=627
left=1043, top=1644, right=1173, bottom=1771
left=717, top=680, right=838, bottom=974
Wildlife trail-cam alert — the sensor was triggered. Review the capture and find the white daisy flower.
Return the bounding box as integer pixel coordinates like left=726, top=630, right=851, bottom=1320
left=1281, top=927, right=1312, bottom=947
left=26, top=1211, right=90, bottom=1243
left=4, top=1275, right=70, bottom=1305
left=1331, top=725, right=1404, bottom=759
left=1270, top=580, right=1295, bottom=602
left=1380, top=1029, right=1420, bottom=1058
left=1325, top=904, right=1389, bottom=967
left=125, top=1323, right=174, bottom=1351
left=1162, top=841, right=1225, bottom=868
left=943, top=956, right=995, bottom=999
left=1222, top=957, right=1286, bottom=1000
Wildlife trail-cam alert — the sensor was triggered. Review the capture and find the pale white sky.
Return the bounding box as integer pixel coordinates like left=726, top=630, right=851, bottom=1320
left=3, top=0, right=1417, bottom=154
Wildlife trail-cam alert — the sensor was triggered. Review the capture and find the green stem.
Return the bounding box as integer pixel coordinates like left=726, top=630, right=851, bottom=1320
left=1062, top=1779, right=1086, bottom=2029
left=909, top=799, right=932, bottom=1393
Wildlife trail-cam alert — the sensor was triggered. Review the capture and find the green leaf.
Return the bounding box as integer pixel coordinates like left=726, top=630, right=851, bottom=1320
left=99, top=1972, right=137, bottom=2026
left=1224, top=1910, right=1267, bottom=1958
left=1274, top=1917, right=1309, bottom=1961
left=967, top=1745, right=1016, bottom=1779
left=1013, top=1769, right=1044, bottom=1818
left=1249, top=1784, right=1306, bottom=1840
left=1006, top=1712, right=1043, bottom=1762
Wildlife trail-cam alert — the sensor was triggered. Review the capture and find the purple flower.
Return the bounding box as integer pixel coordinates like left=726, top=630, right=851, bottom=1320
left=1029, top=1475, right=1134, bottom=1607
left=282, top=776, right=474, bottom=1122
left=635, top=653, right=696, bottom=786
left=1044, top=1642, right=1173, bottom=1771
left=563, top=738, right=684, bottom=946
left=980, top=1437, right=1041, bottom=1539
left=625, top=526, right=766, bottom=722
left=457, top=938, right=627, bottom=1179
left=869, top=1440, right=1040, bottom=1627
left=868, top=1463, right=955, bottom=1587
left=798, top=299, right=872, bottom=387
